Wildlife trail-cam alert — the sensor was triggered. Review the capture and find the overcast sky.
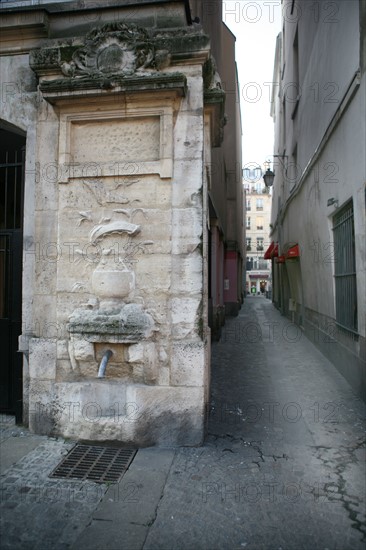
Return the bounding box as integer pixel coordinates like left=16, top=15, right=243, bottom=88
left=223, top=1, right=282, bottom=171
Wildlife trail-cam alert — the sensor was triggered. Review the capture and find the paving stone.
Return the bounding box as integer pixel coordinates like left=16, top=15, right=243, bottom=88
left=143, top=298, right=366, bottom=550
left=0, top=298, right=365, bottom=549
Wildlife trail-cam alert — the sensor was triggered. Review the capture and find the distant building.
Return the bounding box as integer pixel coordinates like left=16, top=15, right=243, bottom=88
left=269, top=0, right=365, bottom=397
left=243, top=171, right=272, bottom=296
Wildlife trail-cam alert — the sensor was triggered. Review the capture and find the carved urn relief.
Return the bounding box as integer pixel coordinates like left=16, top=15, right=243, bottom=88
left=67, top=205, right=156, bottom=377
left=89, top=219, right=141, bottom=301
left=91, top=264, right=135, bottom=300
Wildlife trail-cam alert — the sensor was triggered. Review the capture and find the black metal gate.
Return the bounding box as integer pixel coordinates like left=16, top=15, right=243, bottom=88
left=333, top=200, right=358, bottom=335
left=0, top=129, right=25, bottom=421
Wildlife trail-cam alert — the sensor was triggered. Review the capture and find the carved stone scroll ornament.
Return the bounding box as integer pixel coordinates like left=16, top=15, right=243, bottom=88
left=60, top=22, right=171, bottom=78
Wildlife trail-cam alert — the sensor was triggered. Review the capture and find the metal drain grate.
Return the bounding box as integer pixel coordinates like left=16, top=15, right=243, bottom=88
left=49, top=444, right=137, bottom=483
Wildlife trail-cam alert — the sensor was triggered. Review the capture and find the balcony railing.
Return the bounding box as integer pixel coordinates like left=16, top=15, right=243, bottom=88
left=256, top=246, right=264, bottom=251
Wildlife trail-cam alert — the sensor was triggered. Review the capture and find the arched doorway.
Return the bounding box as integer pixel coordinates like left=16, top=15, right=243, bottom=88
left=0, top=124, right=25, bottom=421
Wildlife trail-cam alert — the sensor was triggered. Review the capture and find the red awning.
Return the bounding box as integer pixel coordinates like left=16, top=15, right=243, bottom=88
left=271, top=243, right=279, bottom=258
left=275, top=255, right=285, bottom=264
left=285, top=244, right=300, bottom=259
left=264, top=241, right=275, bottom=259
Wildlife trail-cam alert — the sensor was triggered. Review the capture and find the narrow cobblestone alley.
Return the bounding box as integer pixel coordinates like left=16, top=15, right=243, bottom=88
left=1, top=296, right=365, bottom=550
left=143, top=296, right=366, bottom=550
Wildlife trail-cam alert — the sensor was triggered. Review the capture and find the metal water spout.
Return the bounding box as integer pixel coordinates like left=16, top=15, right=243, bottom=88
left=97, top=350, right=113, bottom=378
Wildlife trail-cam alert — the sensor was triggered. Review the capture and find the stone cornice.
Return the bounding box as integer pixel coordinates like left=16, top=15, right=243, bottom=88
left=29, top=29, right=210, bottom=76
left=0, top=1, right=195, bottom=55
left=39, top=72, right=187, bottom=103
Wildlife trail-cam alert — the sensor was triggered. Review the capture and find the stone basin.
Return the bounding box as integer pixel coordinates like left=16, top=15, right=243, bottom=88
left=68, top=303, right=154, bottom=343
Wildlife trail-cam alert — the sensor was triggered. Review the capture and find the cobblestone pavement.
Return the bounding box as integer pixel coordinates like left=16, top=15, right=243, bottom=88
left=144, top=297, right=366, bottom=550
left=0, top=419, right=109, bottom=549
left=0, top=297, right=365, bottom=549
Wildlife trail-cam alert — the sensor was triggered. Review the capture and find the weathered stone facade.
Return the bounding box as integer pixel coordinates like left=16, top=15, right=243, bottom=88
left=0, top=0, right=243, bottom=444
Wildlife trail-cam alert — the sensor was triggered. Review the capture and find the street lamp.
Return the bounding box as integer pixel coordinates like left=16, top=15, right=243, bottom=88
left=263, top=154, right=288, bottom=187
left=263, top=168, right=275, bottom=188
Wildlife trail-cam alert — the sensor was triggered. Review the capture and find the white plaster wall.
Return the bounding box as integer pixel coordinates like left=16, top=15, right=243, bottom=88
left=271, top=0, right=365, bottom=348
left=269, top=1, right=365, bottom=404
left=279, top=71, right=365, bottom=336
left=297, top=1, right=360, bottom=173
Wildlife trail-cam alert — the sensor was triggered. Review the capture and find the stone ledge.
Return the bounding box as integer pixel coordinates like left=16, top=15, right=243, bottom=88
left=39, top=72, right=187, bottom=103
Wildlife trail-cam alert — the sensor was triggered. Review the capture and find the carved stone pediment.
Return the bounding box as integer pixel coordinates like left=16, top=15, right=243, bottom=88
left=30, top=21, right=213, bottom=80
left=61, top=23, right=155, bottom=76
left=60, top=22, right=170, bottom=78
left=29, top=21, right=212, bottom=101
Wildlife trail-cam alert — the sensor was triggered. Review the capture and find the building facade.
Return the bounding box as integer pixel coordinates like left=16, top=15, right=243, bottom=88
left=0, top=0, right=243, bottom=444
left=270, top=0, right=366, bottom=397
left=244, top=172, right=271, bottom=296
left=190, top=0, right=244, bottom=338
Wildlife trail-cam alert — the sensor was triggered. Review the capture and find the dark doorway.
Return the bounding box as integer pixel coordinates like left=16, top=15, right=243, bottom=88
left=0, top=126, right=25, bottom=422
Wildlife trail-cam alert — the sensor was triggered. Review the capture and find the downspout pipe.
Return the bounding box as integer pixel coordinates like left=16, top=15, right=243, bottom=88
left=97, top=350, right=113, bottom=378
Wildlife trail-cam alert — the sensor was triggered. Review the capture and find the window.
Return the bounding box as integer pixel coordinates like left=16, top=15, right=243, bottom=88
left=246, top=199, right=251, bottom=211
left=289, top=144, right=298, bottom=191
left=243, top=167, right=262, bottom=183
left=246, top=217, right=251, bottom=230
left=256, top=216, right=263, bottom=230
left=256, top=238, right=264, bottom=251
left=256, top=198, right=263, bottom=211
left=246, top=238, right=251, bottom=251
left=291, top=27, right=300, bottom=119
left=333, top=201, right=358, bottom=333
left=251, top=256, right=267, bottom=270
left=282, top=97, right=286, bottom=147
left=255, top=182, right=264, bottom=194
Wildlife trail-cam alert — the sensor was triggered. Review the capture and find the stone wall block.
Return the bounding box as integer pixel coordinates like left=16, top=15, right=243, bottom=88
left=35, top=256, right=57, bottom=295
left=171, top=208, right=202, bottom=238
left=73, top=339, right=95, bottom=362
left=52, top=381, right=130, bottom=440
left=179, top=70, right=204, bottom=112
left=143, top=342, right=158, bottom=384
left=28, top=380, right=56, bottom=435
left=57, top=340, right=69, bottom=360
left=32, top=295, right=58, bottom=336
left=135, top=255, right=171, bottom=294
left=29, top=338, right=57, bottom=380
left=126, top=385, right=205, bottom=446
left=126, top=343, right=144, bottom=363
left=170, top=341, right=205, bottom=386
left=171, top=252, right=203, bottom=294
left=174, top=114, right=204, bottom=161
left=171, top=296, right=201, bottom=339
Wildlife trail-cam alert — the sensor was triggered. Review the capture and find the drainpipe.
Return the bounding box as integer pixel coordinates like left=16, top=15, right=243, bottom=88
left=97, top=350, right=113, bottom=378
